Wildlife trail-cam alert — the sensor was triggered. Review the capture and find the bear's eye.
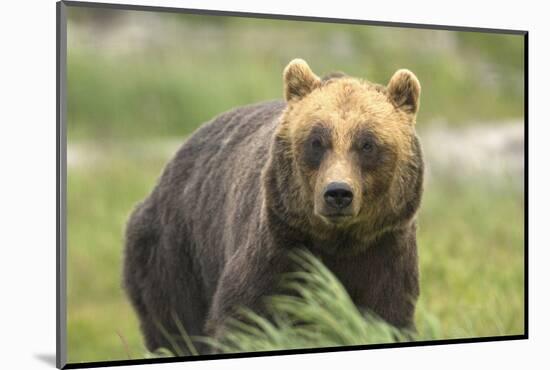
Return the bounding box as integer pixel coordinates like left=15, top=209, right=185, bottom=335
left=311, top=138, right=323, bottom=150
left=362, top=140, right=374, bottom=153
left=302, top=135, right=327, bottom=169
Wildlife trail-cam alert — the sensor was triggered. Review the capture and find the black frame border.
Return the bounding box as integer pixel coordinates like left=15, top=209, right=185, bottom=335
left=57, top=1, right=68, bottom=368
left=56, top=1, right=529, bottom=369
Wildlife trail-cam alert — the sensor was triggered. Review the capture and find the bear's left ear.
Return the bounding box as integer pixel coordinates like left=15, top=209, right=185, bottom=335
left=283, top=59, right=321, bottom=102
left=387, top=69, right=421, bottom=115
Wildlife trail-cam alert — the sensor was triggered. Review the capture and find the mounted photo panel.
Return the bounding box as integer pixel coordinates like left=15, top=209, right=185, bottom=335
left=56, top=1, right=527, bottom=368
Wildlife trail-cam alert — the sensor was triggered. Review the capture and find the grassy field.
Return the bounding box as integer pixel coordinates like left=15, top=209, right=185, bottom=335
left=65, top=7, right=525, bottom=364
left=66, top=142, right=524, bottom=363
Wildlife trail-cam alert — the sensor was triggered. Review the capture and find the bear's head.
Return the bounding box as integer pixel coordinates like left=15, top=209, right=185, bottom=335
left=264, top=59, right=424, bottom=250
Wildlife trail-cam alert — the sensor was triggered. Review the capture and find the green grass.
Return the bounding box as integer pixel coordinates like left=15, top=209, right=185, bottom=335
left=196, top=250, right=440, bottom=355
left=417, top=176, right=524, bottom=338
left=66, top=143, right=524, bottom=363
left=67, top=156, right=162, bottom=362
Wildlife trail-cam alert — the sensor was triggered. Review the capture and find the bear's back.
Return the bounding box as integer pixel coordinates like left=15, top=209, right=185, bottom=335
left=181, top=99, right=286, bottom=164
left=151, top=100, right=286, bottom=286
left=169, top=99, right=286, bottom=194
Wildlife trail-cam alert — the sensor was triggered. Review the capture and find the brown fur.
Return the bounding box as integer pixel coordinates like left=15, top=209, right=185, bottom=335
left=123, top=58, right=424, bottom=354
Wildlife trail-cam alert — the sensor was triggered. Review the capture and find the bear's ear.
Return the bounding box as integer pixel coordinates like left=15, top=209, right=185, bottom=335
left=283, top=59, right=321, bottom=102
left=387, top=69, right=421, bottom=115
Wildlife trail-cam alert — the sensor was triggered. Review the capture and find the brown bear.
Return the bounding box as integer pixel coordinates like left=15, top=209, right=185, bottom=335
left=123, top=59, right=424, bottom=354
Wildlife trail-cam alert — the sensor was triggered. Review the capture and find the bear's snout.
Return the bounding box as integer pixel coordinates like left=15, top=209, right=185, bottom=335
left=323, top=182, right=354, bottom=214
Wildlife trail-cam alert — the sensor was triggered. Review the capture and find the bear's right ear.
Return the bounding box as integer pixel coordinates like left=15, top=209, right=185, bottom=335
left=387, top=69, right=421, bottom=115
left=283, top=59, right=321, bottom=102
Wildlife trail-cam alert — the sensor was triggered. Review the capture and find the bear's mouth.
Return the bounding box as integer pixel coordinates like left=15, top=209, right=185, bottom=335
left=321, top=213, right=354, bottom=225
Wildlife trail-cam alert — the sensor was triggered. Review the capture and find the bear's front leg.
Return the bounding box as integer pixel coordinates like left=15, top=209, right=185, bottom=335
left=365, top=229, right=420, bottom=332
left=322, top=228, right=419, bottom=332
left=204, top=242, right=291, bottom=342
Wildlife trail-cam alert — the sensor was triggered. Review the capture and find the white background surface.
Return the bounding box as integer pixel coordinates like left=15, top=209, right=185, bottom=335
left=0, top=0, right=545, bottom=369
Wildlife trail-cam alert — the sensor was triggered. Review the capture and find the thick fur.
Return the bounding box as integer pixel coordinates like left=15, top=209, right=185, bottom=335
left=123, top=60, right=424, bottom=354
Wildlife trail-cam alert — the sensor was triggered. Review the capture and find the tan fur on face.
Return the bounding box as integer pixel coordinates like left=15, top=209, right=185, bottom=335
left=313, top=149, right=363, bottom=220
left=284, top=76, right=418, bottom=155
left=277, top=61, right=421, bottom=237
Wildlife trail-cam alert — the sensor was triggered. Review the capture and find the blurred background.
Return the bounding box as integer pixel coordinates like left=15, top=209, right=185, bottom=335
left=66, top=6, right=525, bottom=364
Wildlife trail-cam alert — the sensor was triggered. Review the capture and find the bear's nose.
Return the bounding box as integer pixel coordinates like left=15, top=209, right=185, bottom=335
left=323, top=182, right=354, bottom=210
